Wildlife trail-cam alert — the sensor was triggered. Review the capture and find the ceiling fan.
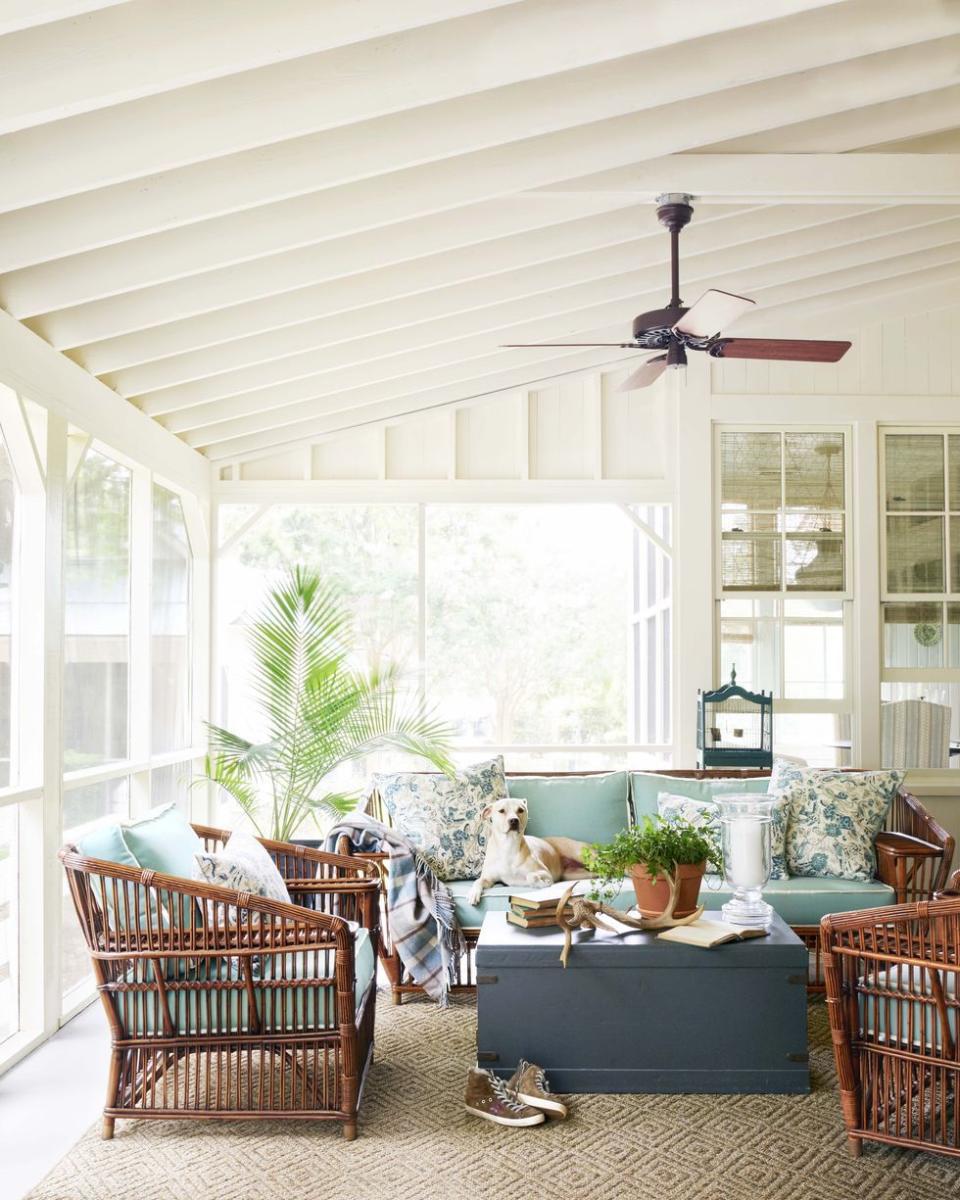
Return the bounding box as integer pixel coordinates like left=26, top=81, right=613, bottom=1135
left=502, top=193, right=851, bottom=391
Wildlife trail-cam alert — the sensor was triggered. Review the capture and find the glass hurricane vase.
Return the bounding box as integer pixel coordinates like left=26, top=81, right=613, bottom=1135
left=716, top=794, right=776, bottom=929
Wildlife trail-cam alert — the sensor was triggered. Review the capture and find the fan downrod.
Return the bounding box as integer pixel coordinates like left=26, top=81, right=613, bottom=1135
left=631, top=192, right=696, bottom=340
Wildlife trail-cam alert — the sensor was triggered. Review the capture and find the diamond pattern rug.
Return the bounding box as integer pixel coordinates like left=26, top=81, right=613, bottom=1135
left=26, top=995, right=960, bottom=1200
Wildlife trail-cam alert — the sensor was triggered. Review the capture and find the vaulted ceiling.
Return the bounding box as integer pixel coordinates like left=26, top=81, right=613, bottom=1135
left=2, top=0, right=960, bottom=467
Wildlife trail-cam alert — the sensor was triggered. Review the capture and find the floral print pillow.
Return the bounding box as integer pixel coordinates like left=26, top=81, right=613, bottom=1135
left=373, top=757, right=506, bottom=881
left=193, top=829, right=291, bottom=924
left=768, top=758, right=904, bottom=881
left=657, top=791, right=790, bottom=879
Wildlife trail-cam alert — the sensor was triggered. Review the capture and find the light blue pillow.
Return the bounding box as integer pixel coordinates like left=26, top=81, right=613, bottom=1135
left=75, top=823, right=157, bottom=928
left=122, top=804, right=205, bottom=925
left=507, top=772, right=629, bottom=845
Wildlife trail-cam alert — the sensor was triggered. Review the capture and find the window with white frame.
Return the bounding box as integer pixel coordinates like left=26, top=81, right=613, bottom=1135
left=215, top=501, right=672, bottom=812
left=716, top=429, right=852, bottom=766
left=0, top=429, right=21, bottom=1045
left=880, top=428, right=960, bottom=768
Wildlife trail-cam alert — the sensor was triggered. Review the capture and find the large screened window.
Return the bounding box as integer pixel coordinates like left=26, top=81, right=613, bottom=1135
left=716, top=428, right=852, bottom=765
left=216, top=502, right=670, bottom=796
left=0, top=433, right=18, bottom=788
left=63, top=447, right=131, bottom=770
left=881, top=429, right=960, bottom=767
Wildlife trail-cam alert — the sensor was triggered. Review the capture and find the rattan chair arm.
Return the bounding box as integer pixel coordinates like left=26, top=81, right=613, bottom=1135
left=190, top=824, right=379, bottom=881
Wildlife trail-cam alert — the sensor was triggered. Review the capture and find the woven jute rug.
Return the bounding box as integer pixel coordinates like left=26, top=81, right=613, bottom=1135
left=26, top=994, right=960, bottom=1200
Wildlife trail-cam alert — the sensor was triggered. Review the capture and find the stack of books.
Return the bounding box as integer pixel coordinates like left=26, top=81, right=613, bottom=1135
left=505, top=880, right=593, bottom=929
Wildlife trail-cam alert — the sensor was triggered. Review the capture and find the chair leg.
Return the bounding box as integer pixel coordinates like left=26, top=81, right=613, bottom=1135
left=102, top=1048, right=122, bottom=1140
left=343, top=1119, right=357, bottom=1141
left=101, top=1117, right=115, bottom=1141
left=846, top=1135, right=863, bottom=1158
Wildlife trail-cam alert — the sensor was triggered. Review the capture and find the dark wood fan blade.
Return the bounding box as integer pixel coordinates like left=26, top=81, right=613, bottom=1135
left=618, top=355, right=667, bottom=392
left=712, top=338, right=851, bottom=362
left=500, top=342, right=637, bottom=348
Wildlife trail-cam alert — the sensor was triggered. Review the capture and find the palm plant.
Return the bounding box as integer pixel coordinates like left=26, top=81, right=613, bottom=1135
left=205, top=565, right=454, bottom=841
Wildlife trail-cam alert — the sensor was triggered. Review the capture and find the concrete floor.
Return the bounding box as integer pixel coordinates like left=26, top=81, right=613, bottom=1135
left=0, top=1004, right=107, bottom=1200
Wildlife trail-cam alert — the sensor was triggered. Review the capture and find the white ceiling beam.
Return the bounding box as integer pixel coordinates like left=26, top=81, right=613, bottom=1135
left=142, top=227, right=960, bottom=421
left=0, top=0, right=853, bottom=212
left=27, top=196, right=643, bottom=348
left=0, top=1, right=133, bottom=37
left=706, top=83, right=960, bottom=153
left=204, top=259, right=960, bottom=464
left=90, top=203, right=889, bottom=380
left=113, top=207, right=960, bottom=398
left=5, top=33, right=956, bottom=317
left=537, top=153, right=960, bottom=203
left=0, top=0, right=515, bottom=134
left=0, top=1, right=942, bottom=266
left=0, top=310, right=209, bottom=493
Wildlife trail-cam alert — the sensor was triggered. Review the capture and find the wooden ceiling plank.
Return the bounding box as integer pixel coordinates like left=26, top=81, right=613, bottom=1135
left=0, top=0, right=517, bottom=134
left=0, top=0, right=854, bottom=212
left=1, top=0, right=945, bottom=264
left=5, top=35, right=958, bottom=318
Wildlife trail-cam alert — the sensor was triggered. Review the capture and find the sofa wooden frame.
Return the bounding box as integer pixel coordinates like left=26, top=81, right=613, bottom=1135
left=339, top=769, right=954, bottom=1004
left=822, top=870, right=960, bottom=1159
left=60, top=826, right=381, bottom=1140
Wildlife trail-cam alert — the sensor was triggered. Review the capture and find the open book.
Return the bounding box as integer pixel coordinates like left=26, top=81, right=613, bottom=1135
left=656, top=919, right=769, bottom=949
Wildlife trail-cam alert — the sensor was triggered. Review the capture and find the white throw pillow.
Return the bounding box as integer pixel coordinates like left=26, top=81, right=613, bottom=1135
left=193, top=828, right=292, bottom=905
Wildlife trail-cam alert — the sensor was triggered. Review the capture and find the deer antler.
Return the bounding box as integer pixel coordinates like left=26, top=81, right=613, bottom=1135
left=555, top=867, right=704, bottom=966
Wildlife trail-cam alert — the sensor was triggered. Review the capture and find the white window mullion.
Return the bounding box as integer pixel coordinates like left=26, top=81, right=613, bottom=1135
left=128, top=468, right=152, bottom=817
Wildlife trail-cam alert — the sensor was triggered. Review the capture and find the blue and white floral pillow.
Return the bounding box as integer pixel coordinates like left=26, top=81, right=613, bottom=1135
left=193, top=829, right=292, bottom=923
left=657, top=791, right=790, bottom=879
left=373, top=756, right=506, bottom=881
left=768, top=758, right=903, bottom=881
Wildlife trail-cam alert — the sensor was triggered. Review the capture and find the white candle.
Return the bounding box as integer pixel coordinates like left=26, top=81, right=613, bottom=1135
left=727, top=817, right=765, bottom=889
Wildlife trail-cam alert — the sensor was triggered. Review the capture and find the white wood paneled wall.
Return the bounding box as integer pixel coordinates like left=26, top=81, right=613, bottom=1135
left=222, top=366, right=668, bottom=485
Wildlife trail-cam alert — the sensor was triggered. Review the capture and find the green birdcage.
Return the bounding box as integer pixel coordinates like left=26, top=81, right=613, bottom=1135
left=697, top=666, right=773, bottom=769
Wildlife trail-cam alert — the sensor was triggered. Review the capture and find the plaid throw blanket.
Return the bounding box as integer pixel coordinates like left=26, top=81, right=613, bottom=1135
left=325, top=814, right=465, bottom=1005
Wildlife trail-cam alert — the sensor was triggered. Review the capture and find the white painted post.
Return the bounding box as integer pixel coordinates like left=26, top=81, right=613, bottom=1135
left=852, top=420, right=881, bottom=767
left=670, top=359, right=714, bottom=766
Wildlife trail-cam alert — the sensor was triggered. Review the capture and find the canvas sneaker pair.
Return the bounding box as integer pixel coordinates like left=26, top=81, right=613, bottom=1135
left=464, top=1059, right=568, bottom=1127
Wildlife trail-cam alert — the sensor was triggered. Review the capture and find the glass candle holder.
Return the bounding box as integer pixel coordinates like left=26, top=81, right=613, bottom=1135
left=716, top=794, right=776, bottom=929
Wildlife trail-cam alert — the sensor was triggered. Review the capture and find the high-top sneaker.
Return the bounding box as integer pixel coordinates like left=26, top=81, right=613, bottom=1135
left=507, top=1059, right=568, bottom=1120
left=464, top=1067, right=546, bottom=1127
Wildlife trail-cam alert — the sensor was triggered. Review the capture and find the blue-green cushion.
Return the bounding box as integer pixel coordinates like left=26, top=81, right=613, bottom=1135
left=449, top=875, right=895, bottom=930
left=701, top=875, right=895, bottom=926
left=506, top=772, right=629, bottom=844
left=630, top=772, right=770, bottom=820
left=119, top=927, right=375, bottom=1036
left=860, top=965, right=958, bottom=1051
left=121, top=804, right=205, bottom=926
left=75, top=822, right=154, bottom=928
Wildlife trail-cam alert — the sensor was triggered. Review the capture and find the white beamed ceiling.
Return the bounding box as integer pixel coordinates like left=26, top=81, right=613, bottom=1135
left=2, top=0, right=960, bottom=469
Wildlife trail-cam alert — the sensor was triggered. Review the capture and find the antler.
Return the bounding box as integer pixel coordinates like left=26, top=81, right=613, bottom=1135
left=637, top=866, right=704, bottom=930
left=555, top=867, right=704, bottom=966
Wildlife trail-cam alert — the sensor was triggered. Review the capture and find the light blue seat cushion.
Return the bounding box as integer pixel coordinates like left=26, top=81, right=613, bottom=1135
left=699, top=875, right=895, bottom=926
left=120, top=927, right=375, bottom=1036
left=859, top=964, right=959, bottom=1052
left=506, top=772, right=630, bottom=845
left=630, top=772, right=770, bottom=821
left=450, top=875, right=895, bottom=930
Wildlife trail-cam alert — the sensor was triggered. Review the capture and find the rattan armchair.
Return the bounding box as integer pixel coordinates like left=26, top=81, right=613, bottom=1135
left=60, top=824, right=380, bottom=1140
left=822, top=881, right=960, bottom=1159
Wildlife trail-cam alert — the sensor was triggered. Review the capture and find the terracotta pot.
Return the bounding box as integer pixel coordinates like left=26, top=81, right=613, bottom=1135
left=630, top=860, right=706, bottom=918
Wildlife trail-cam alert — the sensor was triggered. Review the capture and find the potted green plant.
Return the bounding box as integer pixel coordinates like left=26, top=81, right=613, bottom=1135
left=583, top=815, right=721, bottom=917
left=204, top=565, right=454, bottom=842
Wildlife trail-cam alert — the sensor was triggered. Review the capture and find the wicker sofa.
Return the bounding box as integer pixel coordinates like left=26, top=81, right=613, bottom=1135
left=822, top=868, right=960, bottom=1159
left=61, top=826, right=380, bottom=1140
left=344, top=768, right=954, bottom=1004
